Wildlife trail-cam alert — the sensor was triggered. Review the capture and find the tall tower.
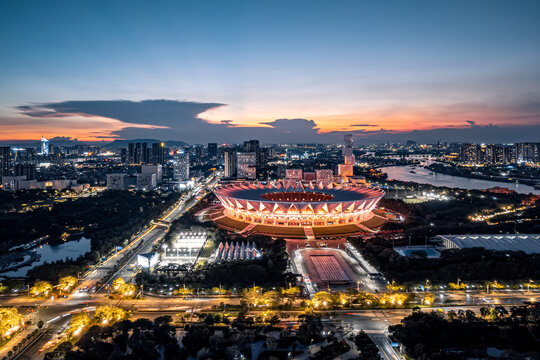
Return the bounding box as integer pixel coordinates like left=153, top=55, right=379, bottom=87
left=338, top=134, right=355, bottom=180
left=41, top=137, right=49, bottom=156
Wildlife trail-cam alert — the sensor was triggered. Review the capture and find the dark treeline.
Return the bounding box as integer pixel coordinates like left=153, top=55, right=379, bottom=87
left=390, top=308, right=540, bottom=359
left=379, top=192, right=540, bottom=243
left=12, top=191, right=181, bottom=281
left=44, top=317, right=180, bottom=360
left=352, top=237, right=540, bottom=283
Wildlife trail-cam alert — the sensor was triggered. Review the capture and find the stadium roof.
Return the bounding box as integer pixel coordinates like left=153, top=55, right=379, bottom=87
left=436, top=234, right=540, bottom=254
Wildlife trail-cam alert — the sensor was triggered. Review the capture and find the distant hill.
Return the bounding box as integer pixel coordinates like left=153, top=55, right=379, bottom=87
left=106, top=139, right=189, bottom=148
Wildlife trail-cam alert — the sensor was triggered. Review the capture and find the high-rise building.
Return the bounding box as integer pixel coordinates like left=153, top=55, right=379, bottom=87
left=142, top=142, right=150, bottom=164
left=516, top=143, right=540, bottom=164
left=224, top=149, right=237, bottom=178
left=460, top=143, right=478, bottom=164
left=0, top=147, right=12, bottom=177
left=338, top=134, right=355, bottom=179
left=316, top=169, right=333, bottom=182
left=173, top=151, right=190, bottom=180
left=503, top=145, right=516, bottom=164
left=120, top=148, right=127, bottom=163
left=485, top=144, right=504, bottom=165
left=244, top=140, right=260, bottom=154
left=14, top=163, right=36, bottom=180
left=128, top=143, right=135, bottom=164
left=195, top=146, right=204, bottom=164
left=40, top=137, right=49, bottom=156
left=128, top=142, right=151, bottom=164
left=151, top=142, right=165, bottom=164
left=237, top=152, right=256, bottom=179
left=107, top=173, right=128, bottom=190
left=285, top=169, right=303, bottom=180
left=208, top=143, right=218, bottom=163
left=244, top=140, right=264, bottom=170
left=141, top=164, right=163, bottom=184
left=137, top=173, right=157, bottom=190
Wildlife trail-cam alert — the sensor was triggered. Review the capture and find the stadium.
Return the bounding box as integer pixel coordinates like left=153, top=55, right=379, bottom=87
left=211, top=180, right=386, bottom=238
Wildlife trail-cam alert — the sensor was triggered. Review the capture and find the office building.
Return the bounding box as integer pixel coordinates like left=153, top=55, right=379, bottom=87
left=237, top=152, right=256, bottom=179
left=224, top=149, right=237, bottom=178
left=40, top=137, right=49, bottom=156
left=141, top=164, right=163, bottom=184
left=0, top=147, right=11, bottom=177
left=14, top=163, right=36, bottom=180
left=516, top=143, right=540, bottom=164
left=244, top=140, right=264, bottom=170
left=120, top=148, right=127, bottom=163
left=460, top=143, right=478, bottom=164
left=316, top=169, right=334, bottom=182
left=303, top=172, right=316, bottom=181
left=208, top=143, right=218, bottom=163
left=128, top=142, right=151, bottom=164
left=173, top=151, right=190, bottom=180
left=137, top=173, right=157, bottom=190
left=151, top=142, right=165, bottom=164
left=338, top=134, right=355, bottom=179
left=285, top=169, right=303, bottom=180
left=107, top=173, right=128, bottom=190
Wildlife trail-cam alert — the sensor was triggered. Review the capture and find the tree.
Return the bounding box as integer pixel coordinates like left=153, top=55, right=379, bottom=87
left=0, top=308, right=23, bottom=338
left=94, top=306, right=130, bottom=325
left=30, top=281, right=53, bottom=296
left=242, top=287, right=264, bottom=308
left=112, top=277, right=126, bottom=292
left=70, top=312, right=90, bottom=335
left=58, top=276, right=77, bottom=292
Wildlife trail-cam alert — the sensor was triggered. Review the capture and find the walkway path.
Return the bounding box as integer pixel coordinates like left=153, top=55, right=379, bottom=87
left=303, top=227, right=315, bottom=240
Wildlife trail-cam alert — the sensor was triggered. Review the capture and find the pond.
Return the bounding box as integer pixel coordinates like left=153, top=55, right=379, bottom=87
left=0, top=237, right=91, bottom=277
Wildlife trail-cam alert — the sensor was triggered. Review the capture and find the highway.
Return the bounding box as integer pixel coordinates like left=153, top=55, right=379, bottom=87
left=1, top=172, right=538, bottom=359
left=2, top=173, right=219, bottom=359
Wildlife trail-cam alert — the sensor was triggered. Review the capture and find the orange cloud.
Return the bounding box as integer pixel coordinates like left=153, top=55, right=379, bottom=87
left=0, top=114, right=166, bottom=141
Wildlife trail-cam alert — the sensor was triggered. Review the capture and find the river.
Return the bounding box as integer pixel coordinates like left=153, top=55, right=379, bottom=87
left=380, top=165, right=540, bottom=195
left=0, top=237, right=91, bottom=277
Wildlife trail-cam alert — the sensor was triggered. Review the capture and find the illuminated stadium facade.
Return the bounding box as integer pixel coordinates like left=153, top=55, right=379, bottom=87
left=213, top=180, right=384, bottom=227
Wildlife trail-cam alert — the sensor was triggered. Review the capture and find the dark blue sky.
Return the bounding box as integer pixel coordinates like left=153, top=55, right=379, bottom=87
left=1, top=0, right=539, bottom=143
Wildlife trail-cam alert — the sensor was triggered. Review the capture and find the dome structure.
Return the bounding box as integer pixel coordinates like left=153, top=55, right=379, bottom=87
left=213, top=180, right=384, bottom=227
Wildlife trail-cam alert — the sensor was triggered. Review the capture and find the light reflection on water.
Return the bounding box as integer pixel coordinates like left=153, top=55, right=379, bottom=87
left=380, top=165, right=540, bottom=195
left=0, top=237, right=91, bottom=277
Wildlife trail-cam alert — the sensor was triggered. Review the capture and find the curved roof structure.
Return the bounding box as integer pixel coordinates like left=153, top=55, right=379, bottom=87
left=213, top=180, right=384, bottom=227
left=214, top=180, right=384, bottom=214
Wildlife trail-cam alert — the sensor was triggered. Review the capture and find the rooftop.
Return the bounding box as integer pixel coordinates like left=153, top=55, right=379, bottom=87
left=436, top=234, right=540, bottom=254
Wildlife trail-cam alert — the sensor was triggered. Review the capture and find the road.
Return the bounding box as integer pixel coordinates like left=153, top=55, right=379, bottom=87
left=4, top=173, right=219, bottom=359
left=2, top=172, right=538, bottom=359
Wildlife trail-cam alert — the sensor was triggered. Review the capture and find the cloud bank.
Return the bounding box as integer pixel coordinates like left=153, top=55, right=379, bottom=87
left=13, top=99, right=540, bottom=144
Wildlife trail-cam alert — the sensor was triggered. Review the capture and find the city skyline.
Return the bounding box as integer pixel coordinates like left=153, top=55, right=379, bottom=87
left=1, top=1, right=540, bottom=144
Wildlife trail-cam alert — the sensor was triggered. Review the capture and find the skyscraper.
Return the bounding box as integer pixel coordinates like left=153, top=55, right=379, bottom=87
left=14, top=163, right=36, bottom=180
left=120, top=148, right=128, bottom=163
left=0, top=147, right=11, bottom=177
left=128, top=142, right=151, bottom=164
left=237, top=152, right=256, bottom=179
left=460, top=143, right=478, bottom=164
left=208, top=143, right=218, bottom=164
left=338, top=134, right=355, bottom=179
left=173, top=151, right=190, bottom=180
left=128, top=143, right=135, bottom=164
left=516, top=143, right=540, bottom=164
left=224, top=149, right=237, bottom=178
left=41, top=137, right=49, bottom=156
left=151, top=142, right=165, bottom=165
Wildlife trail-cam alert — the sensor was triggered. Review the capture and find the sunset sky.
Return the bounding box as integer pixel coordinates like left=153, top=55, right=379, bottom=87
left=1, top=0, right=539, bottom=144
